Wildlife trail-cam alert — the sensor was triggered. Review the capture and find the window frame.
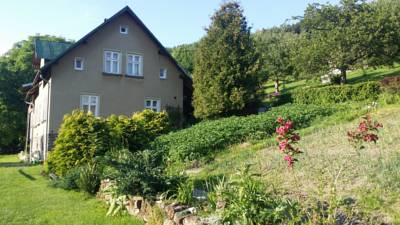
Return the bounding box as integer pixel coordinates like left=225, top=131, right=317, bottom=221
left=144, top=98, right=161, bottom=112
left=120, top=25, right=128, bottom=34
left=74, top=57, right=84, bottom=71
left=126, top=53, right=143, bottom=77
left=80, top=95, right=100, bottom=116
left=103, top=50, right=121, bottom=74
left=159, top=68, right=167, bottom=79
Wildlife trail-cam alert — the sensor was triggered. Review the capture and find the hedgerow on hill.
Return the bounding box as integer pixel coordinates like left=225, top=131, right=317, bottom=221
left=151, top=104, right=338, bottom=166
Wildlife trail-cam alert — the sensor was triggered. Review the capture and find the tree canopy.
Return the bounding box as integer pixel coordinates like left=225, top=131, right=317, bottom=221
left=294, top=0, right=400, bottom=83
left=0, top=35, right=69, bottom=153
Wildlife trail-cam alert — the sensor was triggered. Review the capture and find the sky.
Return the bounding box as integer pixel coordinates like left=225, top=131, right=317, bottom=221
left=0, top=0, right=340, bottom=55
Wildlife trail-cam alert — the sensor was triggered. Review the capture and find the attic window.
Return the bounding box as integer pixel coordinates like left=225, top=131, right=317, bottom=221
left=120, top=25, right=128, bottom=34
left=74, top=57, right=84, bottom=70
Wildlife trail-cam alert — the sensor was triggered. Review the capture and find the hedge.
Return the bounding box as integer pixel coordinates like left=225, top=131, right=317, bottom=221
left=47, top=110, right=169, bottom=176
left=151, top=104, right=337, bottom=164
left=291, top=81, right=381, bottom=105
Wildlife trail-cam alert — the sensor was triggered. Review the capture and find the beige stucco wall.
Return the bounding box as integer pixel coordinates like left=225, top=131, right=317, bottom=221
left=48, top=13, right=184, bottom=134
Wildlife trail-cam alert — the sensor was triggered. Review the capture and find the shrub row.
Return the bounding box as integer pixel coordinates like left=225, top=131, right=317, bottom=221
left=47, top=110, right=169, bottom=176
left=291, top=81, right=381, bottom=105
left=380, top=76, right=400, bottom=94
left=151, top=104, right=337, bottom=164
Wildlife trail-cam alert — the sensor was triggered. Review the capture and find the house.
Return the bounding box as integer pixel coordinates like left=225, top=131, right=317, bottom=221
left=25, top=6, right=192, bottom=162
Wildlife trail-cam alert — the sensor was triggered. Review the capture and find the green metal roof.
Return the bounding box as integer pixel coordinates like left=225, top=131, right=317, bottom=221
left=34, top=39, right=72, bottom=60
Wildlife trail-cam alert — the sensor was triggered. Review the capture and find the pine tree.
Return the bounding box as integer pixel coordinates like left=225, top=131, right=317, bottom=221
left=192, top=1, right=262, bottom=119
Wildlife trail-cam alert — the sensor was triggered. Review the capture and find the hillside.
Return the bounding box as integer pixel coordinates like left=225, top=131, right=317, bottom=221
left=189, top=105, right=400, bottom=224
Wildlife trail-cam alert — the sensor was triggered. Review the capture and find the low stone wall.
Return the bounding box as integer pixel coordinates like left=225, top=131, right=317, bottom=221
left=97, top=179, right=219, bottom=225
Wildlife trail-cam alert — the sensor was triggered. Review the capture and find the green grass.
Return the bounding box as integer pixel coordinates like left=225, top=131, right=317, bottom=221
left=0, top=155, right=144, bottom=225
left=263, top=65, right=400, bottom=95
left=190, top=104, right=400, bottom=224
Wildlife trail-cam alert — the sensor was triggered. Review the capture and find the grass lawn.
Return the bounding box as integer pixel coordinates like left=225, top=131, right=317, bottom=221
left=191, top=105, right=400, bottom=224
left=0, top=155, right=144, bottom=225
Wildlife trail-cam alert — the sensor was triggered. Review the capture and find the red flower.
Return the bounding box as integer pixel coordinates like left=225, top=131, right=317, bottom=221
left=276, top=117, right=284, bottom=124
left=358, top=121, right=368, bottom=132
left=284, top=120, right=293, bottom=130
left=276, top=126, right=288, bottom=136
left=363, top=133, right=378, bottom=142
left=284, top=155, right=294, bottom=168
left=279, top=139, right=289, bottom=151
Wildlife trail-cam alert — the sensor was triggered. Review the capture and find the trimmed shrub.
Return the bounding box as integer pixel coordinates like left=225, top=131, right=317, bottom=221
left=107, top=110, right=170, bottom=152
left=47, top=109, right=170, bottom=176
left=152, top=104, right=337, bottom=165
left=47, top=111, right=110, bottom=176
left=292, top=81, right=381, bottom=105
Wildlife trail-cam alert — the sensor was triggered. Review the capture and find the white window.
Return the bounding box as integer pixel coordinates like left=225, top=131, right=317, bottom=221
left=74, top=57, right=84, bottom=70
left=120, top=25, right=128, bottom=34
left=159, top=68, right=167, bottom=79
left=104, top=51, right=120, bottom=74
left=144, top=99, right=160, bottom=112
left=126, top=54, right=143, bottom=76
left=80, top=95, right=99, bottom=116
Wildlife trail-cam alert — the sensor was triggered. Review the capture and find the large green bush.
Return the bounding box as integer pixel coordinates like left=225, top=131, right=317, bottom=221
left=152, top=104, right=336, bottom=165
left=47, top=110, right=170, bottom=176
left=47, top=111, right=109, bottom=176
left=292, top=81, right=381, bottom=105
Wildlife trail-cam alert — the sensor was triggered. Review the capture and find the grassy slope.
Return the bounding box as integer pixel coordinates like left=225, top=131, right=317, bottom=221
left=0, top=155, right=143, bottom=225
left=263, top=65, right=400, bottom=94
left=191, top=105, right=400, bottom=224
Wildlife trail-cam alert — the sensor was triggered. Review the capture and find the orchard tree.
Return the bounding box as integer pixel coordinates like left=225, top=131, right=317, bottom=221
left=254, top=28, right=298, bottom=93
left=296, top=0, right=400, bottom=84
left=193, top=1, right=262, bottom=119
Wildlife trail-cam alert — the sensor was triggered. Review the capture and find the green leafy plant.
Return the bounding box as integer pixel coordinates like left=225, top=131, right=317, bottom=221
left=76, top=162, right=101, bottom=195
left=152, top=104, right=336, bottom=166
left=176, top=181, right=195, bottom=205
left=100, top=149, right=184, bottom=198
left=219, top=165, right=301, bottom=224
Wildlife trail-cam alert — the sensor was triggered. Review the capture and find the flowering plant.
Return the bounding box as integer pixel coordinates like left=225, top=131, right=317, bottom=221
left=347, top=115, right=383, bottom=150
left=275, top=117, right=302, bottom=168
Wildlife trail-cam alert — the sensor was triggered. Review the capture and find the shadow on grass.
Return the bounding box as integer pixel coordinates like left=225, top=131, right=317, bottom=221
left=0, top=162, right=28, bottom=168
left=348, top=67, right=400, bottom=84
left=18, top=169, right=36, bottom=180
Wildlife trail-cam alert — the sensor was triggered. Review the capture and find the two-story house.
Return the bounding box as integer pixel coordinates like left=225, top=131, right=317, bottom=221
left=26, top=6, right=192, bottom=161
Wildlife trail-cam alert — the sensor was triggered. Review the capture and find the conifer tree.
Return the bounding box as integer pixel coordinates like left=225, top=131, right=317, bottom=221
left=193, top=1, right=262, bottom=119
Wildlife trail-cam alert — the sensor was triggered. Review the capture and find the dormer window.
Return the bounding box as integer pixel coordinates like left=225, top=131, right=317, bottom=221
left=120, top=25, right=128, bottom=34
left=74, top=57, right=84, bottom=70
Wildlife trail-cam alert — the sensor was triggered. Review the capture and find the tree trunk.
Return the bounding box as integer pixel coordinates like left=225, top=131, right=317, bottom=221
left=274, top=79, right=279, bottom=93
left=340, top=68, right=347, bottom=85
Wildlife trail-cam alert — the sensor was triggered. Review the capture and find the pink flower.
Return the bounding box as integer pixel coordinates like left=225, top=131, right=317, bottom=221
left=276, top=126, right=288, bottom=136
left=284, top=155, right=294, bottom=168
left=358, top=121, right=368, bottom=132
left=279, top=139, right=289, bottom=151
left=284, top=120, right=293, bottom=130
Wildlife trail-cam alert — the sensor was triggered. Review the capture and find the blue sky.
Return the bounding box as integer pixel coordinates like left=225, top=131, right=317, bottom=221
left=0, top=0, right=340, bottom=55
